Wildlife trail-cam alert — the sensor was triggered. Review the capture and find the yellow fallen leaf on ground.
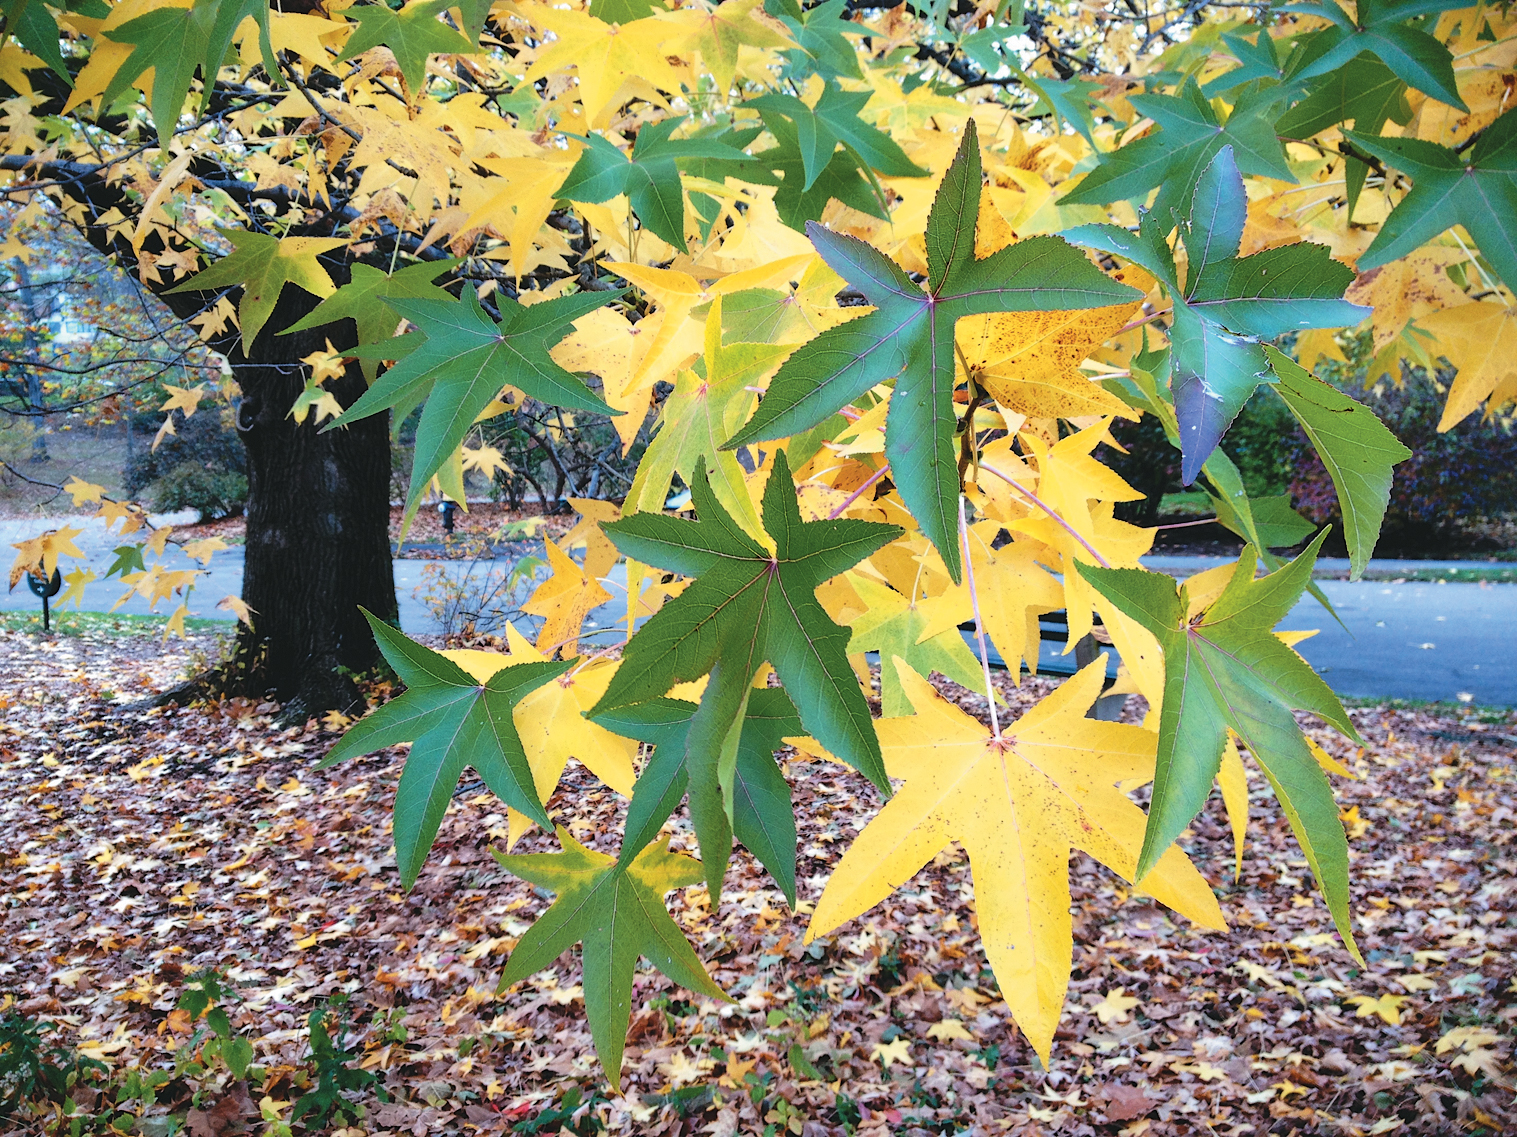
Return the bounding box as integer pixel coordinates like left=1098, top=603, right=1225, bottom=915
left=1091, top=988, right=1141, bottom=1025
left=1344, top=993, right=1409, bottom=1025
left=926, top=1018, right=974, bottom=1042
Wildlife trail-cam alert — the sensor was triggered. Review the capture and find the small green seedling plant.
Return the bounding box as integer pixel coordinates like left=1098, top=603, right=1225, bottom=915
left=289, top=998, right=384, bottom=1130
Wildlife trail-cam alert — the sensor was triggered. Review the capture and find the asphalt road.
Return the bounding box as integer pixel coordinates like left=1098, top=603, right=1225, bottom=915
left=2, top=515, right=1512, bottom=706
left=1281, top=578, right=1512, bottom=706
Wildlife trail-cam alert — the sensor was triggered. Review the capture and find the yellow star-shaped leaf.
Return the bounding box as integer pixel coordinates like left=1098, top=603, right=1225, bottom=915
left=159, top=383, right=207, bottom=417
left=181, top=537, right=227, bottom=565
left=623, top=294, right=791, bottom=540
left=63, top=477, right=106, bottom=507
left=1344, top=993, right=1409, bottom=1025
left=925, top=1018, right=974, bottom=1042
left=657, top=0, right=792, bottom=94
left=808, top=659, right=1224, bottom=1064
left=168, top=230, right=346, bottom=348
left=8, top=526, right=85, bottom=588
left=1416, top=301, right=1517, bottom=429
left=59, top=567, right=96, bottom=607
left=521, top=6, right=684, bottom=128
left=521, top=537, right=615, bottom=659
left=1090, top=987, right=1141, bottom=1025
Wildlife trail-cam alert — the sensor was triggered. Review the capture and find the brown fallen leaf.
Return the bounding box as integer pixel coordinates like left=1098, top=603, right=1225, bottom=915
left=1102, top=1083, right=1154, bottom=1121
left=185, top=1083, right=253, bottom=1137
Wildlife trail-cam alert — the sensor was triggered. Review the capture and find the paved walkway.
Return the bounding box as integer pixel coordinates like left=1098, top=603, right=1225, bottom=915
left=2, top=515, right=1512, bottom=706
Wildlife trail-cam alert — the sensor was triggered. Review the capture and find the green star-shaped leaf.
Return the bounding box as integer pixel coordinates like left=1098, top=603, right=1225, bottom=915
left=1077, top=534, right=1364, bottom=960
left=727, top=118, right=1139, bottom=579
left=494, top=830, right=727, bottom=1089
left=1265, top=347, right=1410, bottom=578
left=1281, top=0, right=1466, bottom=111
left=280, top=259, right=460, bottom=379
left=167, top=229, right=347, bottom=350
left=1022, top=73, right=1101, bottom=145
left=320, top=612, right=573, bottom=887
left=762, top=114, right=894, bottom=228
left=558, top=118, right=755, bottom=252
left=590, top=448, right=901, bottom=808
left=101, top=0, right=276, bottom=147
left=1275, top=53, right=1413, bottom=213
left=105, top=543, right=146, bottom=579
left=593, top=687, right=802, bottom=903
left=1201, top=27, right=1288, bottom=96
left=749, top=82, right=925, bottom=193
left=766, top=0, right=863, bottom=80
left=1067, top=145, right=1366, bottom=483
left=590, top=0, right=662, bottom=20
left=334, top=0, right=476, bottom=94
left=1346, top=106, right=1517, bottom=293
left=330, top=285, right=622, bottom=533
left=1060, top=78, right=1293, bottom=223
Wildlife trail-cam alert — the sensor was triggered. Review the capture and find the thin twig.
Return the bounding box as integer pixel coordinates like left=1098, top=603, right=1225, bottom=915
left=0, top=460, right=65, bottom=498
left=1116, top=309, right=1165, bottom=336
left=976, top=461, right=1112, bottom=569
left=959, top=495, right=1000, bottom=741
left=1155, top=516, right=1220, bottom=530
left=827, top=462, right=890, bottom=519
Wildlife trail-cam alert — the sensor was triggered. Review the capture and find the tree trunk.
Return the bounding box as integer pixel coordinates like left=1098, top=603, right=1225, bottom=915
left=12, top=141, right=404, bottom=717
left=224, top=319, right=398, bottom=721
left=12, top=257, right=50, bottom=463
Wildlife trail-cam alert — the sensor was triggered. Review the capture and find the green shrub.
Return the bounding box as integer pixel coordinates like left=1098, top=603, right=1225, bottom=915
left=289, top=1000, right=383, bottom=1129
left=125, top=405, right=247, bottom=520
left=142, top=465, right=249, bottom=520
left=1105, top=390, right=1298, bottom=526
left=0, top=1009, right=109, bottom=1121
left=1291, top=358, right=1517, bottom=551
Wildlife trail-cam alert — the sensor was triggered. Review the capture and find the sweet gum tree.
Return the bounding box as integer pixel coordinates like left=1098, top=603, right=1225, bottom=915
left=5, top=0, right=1515, bottom=1078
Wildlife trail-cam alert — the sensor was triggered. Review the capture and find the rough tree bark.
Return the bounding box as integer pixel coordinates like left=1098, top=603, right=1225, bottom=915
left=223, top=291, right=398, bottom=719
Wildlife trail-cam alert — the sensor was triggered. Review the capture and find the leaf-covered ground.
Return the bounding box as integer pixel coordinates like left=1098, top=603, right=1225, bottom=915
left=1, top=624, right=1513, bottom=1136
